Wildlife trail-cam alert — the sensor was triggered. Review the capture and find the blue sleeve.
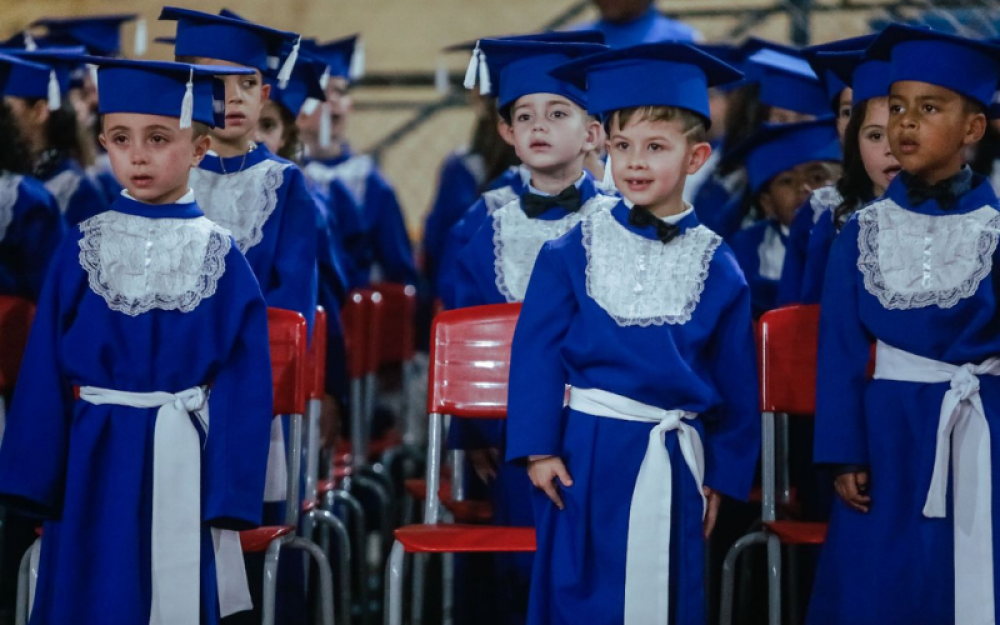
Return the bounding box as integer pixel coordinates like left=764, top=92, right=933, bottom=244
left=368, top=173, right=418, bottom=286
left=801, top=215, right=837, bottom=305
left=9, top=182, right=66, bottom=301
left=438, top=200, right=488, bottom=309
left=315, top=194, right=349, bottom=306
left=264, top=168, right=318, bottom=333
left=814, top=218, right=872, bottom=466
left=64, top=176, right=110, bottom=227
left=451, top=219, right=496, bottom=309
left=0, top=238, right=78, bottom=518
left=506, top=241, right=575, bottom=462
left=327, top=181, right=364, bottom=291
left=423, top=156, right=478, bottom=288
left=203, top=247, right=274, bottom=530
left=777, top=199, right=813, bottom=306
left=694, top=175, right=746, bottom=239
left=702, top=255, right=761, bottom=501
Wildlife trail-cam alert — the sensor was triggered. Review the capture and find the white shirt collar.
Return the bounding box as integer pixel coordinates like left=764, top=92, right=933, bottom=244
left=622, top=199, right=695, bottom=225
left=122, top=189, right=196, bottom=205
left=522, top=168, right=587, bottom=197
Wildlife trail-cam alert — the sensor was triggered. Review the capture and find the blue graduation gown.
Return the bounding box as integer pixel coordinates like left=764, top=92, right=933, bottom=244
left=777, top=186, right=842, bottom=306
left=0, top=172, right=65, bottom=301
left=314, top=190, right=350, bottom=402
left=40, top=157, right=109, bottom=227
left=506, top=202, right=759, bottom=625
left=89, top=153, right=124, bottom=206
left=730, top=218, right=788, bottom=317
left=303, top=146, right=418, bottom=288
left=191, top=144, right=318, bottom=332
left=809, top=175, right=1000, bottom=625
left=0, top=195, right=273, bottom=625
left=693, top=167, right=749, bottom=240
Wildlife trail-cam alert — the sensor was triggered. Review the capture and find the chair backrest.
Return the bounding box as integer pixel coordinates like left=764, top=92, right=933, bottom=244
left=0, top=296, right=36, bottom=393
left=428, top=303, right=521, bottom=419
left=758, top=304, right=820, bottom=415
left=341, top=289, right=383, bottom=380
left=370, top=282, right=417, bottom=366
left=308, top=307, right=328, bottom=400
left=267, top=307, right=308, bottom=416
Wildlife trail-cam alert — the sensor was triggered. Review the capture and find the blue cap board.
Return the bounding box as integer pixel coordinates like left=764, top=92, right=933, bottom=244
left=269, top=52, right=328, bottom=116
left=0, top=53, right=52, bottom=97
left=813, top=50, right=891, bottom=106
left=3, top=48, right=90, bottom=110
left=867, top=23, right=1000, bottom=109
left=745, top=48, right=829, bottom=116
left=803, top=34, right=877, bottom=110
left=301, top=34, right=363, bottom=81
left=735, top=118, right=842, bottom=194
left=551, top=41, right=743, bottom=126
left=466, top=39, right=607, bottom=117
left=76, top=55, right=254, bottom=128
left=31, top=14, right=140, bottom=57
left=159, top=6, right=300, bottom=87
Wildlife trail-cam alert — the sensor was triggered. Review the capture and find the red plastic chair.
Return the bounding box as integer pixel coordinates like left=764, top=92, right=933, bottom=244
left=0, top=296, right=35, bottom=437
left=385, top=304, right=536, bottom=625
left=341, top=289, right=384, bottom=469
left=720, top=305, right=827, bottom=625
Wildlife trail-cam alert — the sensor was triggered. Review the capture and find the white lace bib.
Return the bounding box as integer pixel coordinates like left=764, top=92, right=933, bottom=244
left=857, top=198, right=1000, bottom=310
left=78, top=212, right=231, bottom=316
left=493, top=194, right=617, bottom=303
left=758, top=225, right=787, bottom=281
left=304, top=155, right=373, bottom=207
left=44, top=169, right=82, bottom=215
left=484, top=186, right=519, bottom=215
left=190, top=160, right=290, bottom=253
left=810, top=185, right=843, bottom=224
left=583, top=209, right=722, bottom=327
left=0, top=173, right=21, bottom=242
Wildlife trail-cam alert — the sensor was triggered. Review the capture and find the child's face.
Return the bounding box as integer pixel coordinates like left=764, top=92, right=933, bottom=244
left=888, top=81, right=986, bottom=183
left=759, top=161, right=840, bottom=227
left=501, top=93, right=599, bottom=176
left=100, top=112, right=210, bottom=204
left=606, top=116, right=710, bottom=213
left=858, top=98, right=900, bottom=196
left=767, top=106, right=814, bottom=125
left=325, top=77, right=352, bottom=141
left=3, top=96, right=48, bottom=153
left=195, top=58, right=270, bottom=144
left=257, top=100, right=286, bottom=155
left=836, top=88, right=853, bottom=143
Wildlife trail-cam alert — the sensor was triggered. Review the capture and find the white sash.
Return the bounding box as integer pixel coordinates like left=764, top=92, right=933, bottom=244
left=79, top=385, right=252, bottom=623
left=873, top=341, right=1000, bottom=625
left=263, top=417, right=288, bottom=502
left=568, top=387, right=704, bottom=625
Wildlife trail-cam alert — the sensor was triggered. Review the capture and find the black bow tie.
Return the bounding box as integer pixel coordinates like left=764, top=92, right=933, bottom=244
left=902, top=168, right=973, bottom=211
left=521, top=184, right=583, bottom=219
left=628, top=207, right=680, bottom=244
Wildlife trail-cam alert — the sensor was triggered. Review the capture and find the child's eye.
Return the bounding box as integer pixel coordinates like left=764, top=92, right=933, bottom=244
left=840, top=107, right=852, bottom=119
left=517, top=113, right=531, bottom=123
left=242, top=79, right=256, bottom=89
left=615, top=141, right=629, bottom=151
left=112, top=135, right=128, bottom=144
left=888, top=104, right=903, bottom=115
left=923, top=104, right=936, bottom=113
left=551, top=110, right=566, bottom=119
left=150, top=135, right=168, bottom=144
left=868, top=131, right=883, bottom=141
left=260, top=120, right=277, bottom=132
left=648, top=143, right=663, bottom=152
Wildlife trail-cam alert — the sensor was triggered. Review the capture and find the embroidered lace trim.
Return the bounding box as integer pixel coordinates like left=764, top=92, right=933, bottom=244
left=78, top=212, right=231, bottom=316
left=44, top=169, right=82, bottom=215
left=190, top=160, right=289, bottom=253
left=810, top=185, right=843, bottom=224
left=304, top=155, right=373, bottom=207
left=583, top=209, right=722, bottom=327
left=0, top=173, right=21, bottom=242
left=493, top=195, right=617, bottom=303
left=857, top=198, right=1000, bottom=310
left=483, top=186, right=519, bottom=215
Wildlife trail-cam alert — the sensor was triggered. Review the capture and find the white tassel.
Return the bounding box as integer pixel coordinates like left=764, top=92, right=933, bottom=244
left=301, top=97, right=320, bottom=116
left=88, top=64, right=99, bottom=88
left=463, top=43, right=480, bottom=90
left=24, top=33, right=37, bottom=51
left=435, top=58, right=450, bottom=95
left=319, top=101, right=332, bottom=149
left=478, top=47, right=491, bottom=95
left=134, top=18, right=148, bottom=56
left=319, top=65, right=330, bottom=91
left=47, top=70, right=61, bottom=111
left=180, top=68, right=194, bottom=129
left=349, top=38, right=365, bottom=81
left=603, top=155, right=615, bottom=190
left=277, top=36, right=300, bottom=89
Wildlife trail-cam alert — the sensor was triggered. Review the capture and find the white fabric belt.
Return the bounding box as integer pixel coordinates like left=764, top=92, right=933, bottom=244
left=79, top=386, right=252, bottom=623
left=873, top=341, right=1000, bottom=625
left=263, top=417, right=288, bottom=502
left=568, top=387, right=704, bottom=625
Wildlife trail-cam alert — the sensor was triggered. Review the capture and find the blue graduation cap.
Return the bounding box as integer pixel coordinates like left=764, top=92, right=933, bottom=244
left=31, top=14, right=143, bottom=57
left=0, top=52, right=51, bottom=97
left=76, top=55, right=254, bottom=128
left=159, top=6, right=301, bottom=87
left=301, top=34, right=364, bottom=82
left=803, top=34, right=877, bottom=110
left=733, top=118, right=841, bottom=195
left=813, top=50, right=891, bottom=106
left=2, top=48, right=88, bottom=110
left=551, top=41, right=743, bottom=125
left=269, top=52, right=327, bottom=116
left=867, top=23, right=1000, bottom=109
left=465, top=39, right=607, bottom=116
left=745, top=48, right=829, bottom=116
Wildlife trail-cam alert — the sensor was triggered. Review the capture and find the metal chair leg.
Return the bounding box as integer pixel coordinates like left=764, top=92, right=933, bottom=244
left=261, top=537, right=284, bottom=625
left=767, top=534, right=782, bottom=625
left=411, top=553, right=426, bottom=625
left=354, top=474, right=393, bottom=574
left=385, top=540, right=405, bottom=625
left=286, top=537, right=336, bottom=625
left=331, top=489, right=369, bottom=624
left=15, top=538, right=39, bottom=625
left=311, top=509, right=353, bottom=625
left=719, top=531, right=768, bottom=625
left=442, top=552, right=455, bottom=625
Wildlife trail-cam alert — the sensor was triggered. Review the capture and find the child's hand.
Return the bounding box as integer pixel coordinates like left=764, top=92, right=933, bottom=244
left=468, top=448, right=499, bottom=483
left=834, top=470, right=871, bottom=513
left=703, top=487, right=722, bottom=538
left=527, top=455, right=573, bottom=510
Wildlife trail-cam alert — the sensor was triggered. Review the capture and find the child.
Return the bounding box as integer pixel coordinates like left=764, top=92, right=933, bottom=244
left=728, top=119, right=841, bottom=317
left=0, top=57, right=273, bottom=625
left=781, top=48, right=898, bottom=306
left=298, top=34, right=419, bottom=288
left=507, top=43, right=759, bottom=625
left=810, top=26, right=1000, bottom=625
left=0, top=53, right=65, bottom=302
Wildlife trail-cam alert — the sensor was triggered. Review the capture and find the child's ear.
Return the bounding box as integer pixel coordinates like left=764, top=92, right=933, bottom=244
left=98, top=132, right=108, bottom=151
left=191, top=134, right=211, bottom=167
left=498, top=118, right=515, bottom=147
left=685, top=141, right=712, bottom=175
left=260, top=83, right=272, bottom=106
left=582, top=117, right=602, bottom=153
left=964, top=111, right=987, bottom=146
left=757, top=189, right=776, bottom=218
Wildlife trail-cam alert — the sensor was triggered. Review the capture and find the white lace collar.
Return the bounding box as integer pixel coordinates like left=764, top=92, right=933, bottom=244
left=810, top=185, right=843, bottom=223
left=0, top=173, right=21, bottom=242
left=484, top=186, right=520, bottom=215
left=493, top=193, right=617, bottom=303
left=621, top=199, right=695, bottom=225
left=78, top=210, right=231, bottom=316
left=304, top=154, right=373, bottom=206
left=857, top=197, right=1000, bottom=310
left=189, top=159, right=290, bottom=253
left=121, top=189, right=195, bottom=204
left=44, top=168, right=82, bottom=215
left=582, top=207, right=722, bottom=327
left=758, top=222, right=787, bottom=281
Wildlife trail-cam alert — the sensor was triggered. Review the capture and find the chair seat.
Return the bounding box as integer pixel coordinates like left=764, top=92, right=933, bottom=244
left=442, top=500, right=493, bottom=524
left=240, top=526, right=294, bottom=553
left=394, top=524, right=536, bottom=554
left=763, top=520, right=827, bottom=545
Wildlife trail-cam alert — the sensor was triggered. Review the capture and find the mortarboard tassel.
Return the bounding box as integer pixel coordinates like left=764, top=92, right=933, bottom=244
left=180, top=68, right=194, bottom=129
left=300, top=97, right=320, bottom=116
left=319, top=101, right=332, bottom=150
left=319, top=65, right=330, bottom=91
left=603, top=155, right=615, bottom=190
left=464, top=43, right=480, bottom=90
left=24, top=33, right=38, bottom=51
left=349, top=38, right=365, bottom=81
left=134, top=18, right=148, bottom=57
left=277, top=36, right=301, bottom=89
left=47, top=70, right=61, bottom=111
left=478, top=46, right=491, bottom=95
left=88, top=64, right=99, bottom=88
left=435, top=58, right=450, bottom=95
